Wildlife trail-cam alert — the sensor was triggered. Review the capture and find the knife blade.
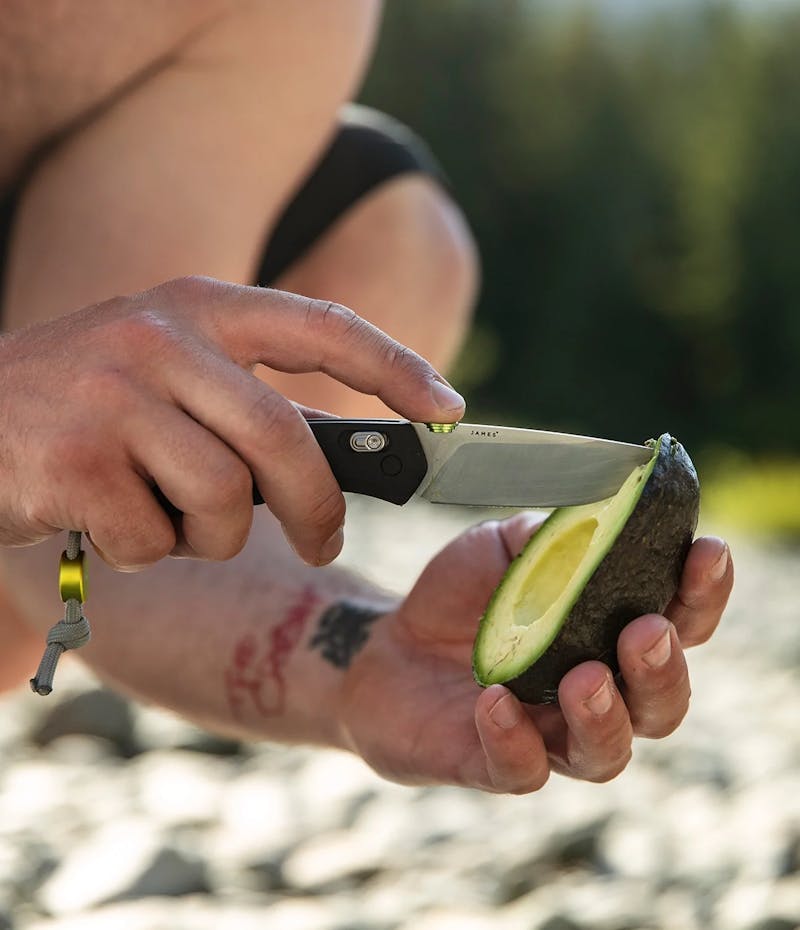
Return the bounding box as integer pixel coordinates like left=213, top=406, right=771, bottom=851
left=250, top=420, right=653, bottom=509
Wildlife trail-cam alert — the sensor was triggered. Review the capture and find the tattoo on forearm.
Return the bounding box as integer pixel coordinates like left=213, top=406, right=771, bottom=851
left=308, top=602, right=384, bottom=669
left=224, top=586, right=320, bottom=721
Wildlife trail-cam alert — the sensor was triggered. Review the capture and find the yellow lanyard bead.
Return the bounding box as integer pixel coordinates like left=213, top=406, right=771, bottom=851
left=59, top=549, right=87, bottom=603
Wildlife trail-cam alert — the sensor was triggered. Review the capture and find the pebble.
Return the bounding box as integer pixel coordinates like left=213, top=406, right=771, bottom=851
left=133, top=750, right=231, bottom=828
left=30, top=688, right=137, bottom=757
left=36, top=817, right=207, bottom=914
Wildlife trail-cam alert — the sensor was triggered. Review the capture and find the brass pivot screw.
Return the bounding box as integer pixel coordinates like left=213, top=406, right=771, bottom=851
left=426, top=422, right=459, bottom=434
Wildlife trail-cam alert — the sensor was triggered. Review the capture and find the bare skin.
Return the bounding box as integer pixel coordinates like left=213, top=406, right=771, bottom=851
left=0, top=277, right=465, bottom=566
left=0, top=1, right=732, bottom=792
left=0, top=1, right=239, bottom=187
left=269, top=173, right=478, bottom=415
left=0, top=510, right=733, bottom=789
left=2, top=0, right=384, bottom=318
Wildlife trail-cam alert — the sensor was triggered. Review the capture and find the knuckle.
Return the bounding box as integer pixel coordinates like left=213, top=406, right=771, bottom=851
left=218, top=523, right=251, bottom=560
left=20, top=493, right=55, bottom=537
left=508, top=767, right=550, bottom=796
left=381, top=339, right=410, bottom=371
left=381, top=338, right=427, bottom=380
left=636, top=701, right=690, bottom=740
left=304, top=483, right=346, bottom=536
left=186, top=523, right=251, bottom=562
left=243, top=389, right=299, bottom=443
left=97, top=310, right=181, bottom=362
left=681, top=624, right=716, bottom=648
left=588, top=747, right=633, bottom=784
left=127, top=523, right=176, bottom=566
left=486, top=760, right=549, bottom=796
left=206, top=458, right=253, bottom=513
left=160, top=274, right=218, bottom=302
left=98, top=518, right=176, bottom=569
left=310, top=300, right=366, bottom=341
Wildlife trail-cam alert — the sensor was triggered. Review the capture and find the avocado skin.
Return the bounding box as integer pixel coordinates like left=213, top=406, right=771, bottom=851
left=504, top=435, right=700, bottom=705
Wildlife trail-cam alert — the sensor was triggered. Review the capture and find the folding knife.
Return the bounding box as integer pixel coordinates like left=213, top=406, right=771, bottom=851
left=252, top=420, right=653, bottom=509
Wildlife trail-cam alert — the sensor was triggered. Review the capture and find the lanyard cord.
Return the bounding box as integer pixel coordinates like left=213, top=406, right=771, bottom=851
left=30, top=530, right=91, bottom=695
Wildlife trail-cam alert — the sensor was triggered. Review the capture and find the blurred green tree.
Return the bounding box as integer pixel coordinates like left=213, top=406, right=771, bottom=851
left=360, top=0, right=800, bottom=458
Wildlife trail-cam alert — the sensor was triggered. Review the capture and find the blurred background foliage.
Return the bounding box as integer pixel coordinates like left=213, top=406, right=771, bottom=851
left=360, top=0, right=800, bottom=537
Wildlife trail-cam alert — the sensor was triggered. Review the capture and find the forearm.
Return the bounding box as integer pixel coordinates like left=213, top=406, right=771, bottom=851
left=0, top=509, right=397, bottom=748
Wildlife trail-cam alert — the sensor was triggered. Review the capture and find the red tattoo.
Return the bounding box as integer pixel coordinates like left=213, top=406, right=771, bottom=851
left=224, top=586, right=319, bottom=720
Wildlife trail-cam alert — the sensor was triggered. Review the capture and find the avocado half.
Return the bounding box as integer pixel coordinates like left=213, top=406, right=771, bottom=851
left=472, top=434, right=700, bottom=704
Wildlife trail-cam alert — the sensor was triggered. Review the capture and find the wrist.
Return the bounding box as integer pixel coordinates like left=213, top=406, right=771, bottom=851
left=309, top=595, right=398, bottom=752
left=221, top=578, right=398, bottom=751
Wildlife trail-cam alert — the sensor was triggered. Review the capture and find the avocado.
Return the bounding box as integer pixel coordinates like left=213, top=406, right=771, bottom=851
left=472, top=434, right=700, bottom=704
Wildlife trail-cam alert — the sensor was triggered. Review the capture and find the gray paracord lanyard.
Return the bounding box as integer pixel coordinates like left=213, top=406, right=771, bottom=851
left=30, top=530, right=90, bottom=695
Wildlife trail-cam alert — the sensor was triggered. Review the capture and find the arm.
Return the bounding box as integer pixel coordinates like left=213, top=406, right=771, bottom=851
left=0, top=511, right=733, bottom=790
left=1, top=507, right=389, bottom=747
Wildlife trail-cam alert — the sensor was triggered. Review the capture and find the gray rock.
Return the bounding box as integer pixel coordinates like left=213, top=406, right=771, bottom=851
left=31, top=689, right=137, bottom=758
left=779, top=833, right=800, bottom=877
left=504, top=873, right=659, bottom=930
left=537, top=919, right=584, bottom=930
left=713, top=877, right=800, bottom=930
left=109, top=846, right=209, bottom=901
left=36, top=818, right=206, bottom=914
left=744, top=921, right=800, bottom=930
left=280, top=828, right=387, bottom=893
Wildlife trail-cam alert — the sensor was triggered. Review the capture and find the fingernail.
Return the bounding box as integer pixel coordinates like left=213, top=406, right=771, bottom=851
left=318, top=526, right=344, bottom=565
left=709, top=543, right=729, bottom=583
left=489, top=692, right=521, bottom=730
left=585, top=677, right=613, bottom=716
left=642, top=626, right=672, bottom=669
left=431, top=380, right=466, bottom=413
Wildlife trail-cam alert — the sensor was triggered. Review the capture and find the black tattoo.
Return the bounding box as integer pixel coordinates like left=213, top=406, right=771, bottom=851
left=308, top=602, right=384, bottom=669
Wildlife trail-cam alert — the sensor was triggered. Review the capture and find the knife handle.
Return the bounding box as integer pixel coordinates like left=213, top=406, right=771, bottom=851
left=252, top=419, right=429, bottom=506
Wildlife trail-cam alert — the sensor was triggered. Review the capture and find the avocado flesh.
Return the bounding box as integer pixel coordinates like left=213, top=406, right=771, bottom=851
left=472, top=434, right=699, bottom=704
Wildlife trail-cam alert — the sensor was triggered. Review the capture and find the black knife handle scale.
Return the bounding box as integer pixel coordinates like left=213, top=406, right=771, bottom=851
left=252, top=419, right=429, bottom=506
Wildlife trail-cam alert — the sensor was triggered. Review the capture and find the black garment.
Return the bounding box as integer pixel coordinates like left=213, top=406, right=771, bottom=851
left=0, top=105, right=444, bottom=301
left=256, top=104, right=446, bottom=285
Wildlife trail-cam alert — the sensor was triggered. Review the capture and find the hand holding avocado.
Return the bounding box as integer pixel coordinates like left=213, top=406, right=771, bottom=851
left=337, top=513, right=732, bottom=792
left=474, top=434, right=700, bottom=703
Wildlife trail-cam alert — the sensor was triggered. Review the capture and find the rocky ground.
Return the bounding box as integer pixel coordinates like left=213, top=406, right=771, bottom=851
left=0, top=499, right=798, bottom=930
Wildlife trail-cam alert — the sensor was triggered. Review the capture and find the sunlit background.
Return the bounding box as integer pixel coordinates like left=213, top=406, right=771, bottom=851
left=361, top=0, right=800, bottom=539
left=1, top=2, right=799, bottom=929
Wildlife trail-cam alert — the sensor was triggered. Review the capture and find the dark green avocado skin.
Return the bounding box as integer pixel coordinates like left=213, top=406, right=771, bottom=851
left=506, top=435, right=700, bottom=705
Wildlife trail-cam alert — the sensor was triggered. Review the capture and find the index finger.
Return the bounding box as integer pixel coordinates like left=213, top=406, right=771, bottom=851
left=163, top=277, right=467, bottom=423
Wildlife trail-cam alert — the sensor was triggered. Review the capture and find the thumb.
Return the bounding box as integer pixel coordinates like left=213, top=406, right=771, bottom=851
left=498, top=511, right=547, bottom=560
left=405, top=512, right=546, bottom=637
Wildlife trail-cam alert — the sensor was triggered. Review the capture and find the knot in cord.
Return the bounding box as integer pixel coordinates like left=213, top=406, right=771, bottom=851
left=45, top=606, right=91, bottom=650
